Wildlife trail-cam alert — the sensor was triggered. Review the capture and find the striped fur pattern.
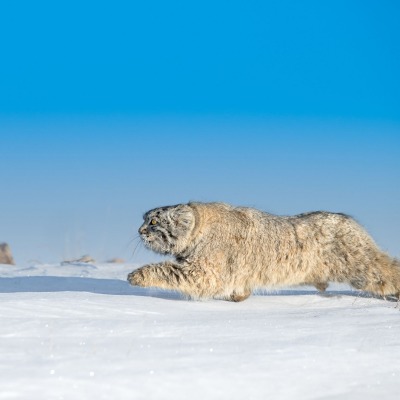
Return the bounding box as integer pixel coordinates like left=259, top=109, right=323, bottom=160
left=127, top=202, right=400, bottom=301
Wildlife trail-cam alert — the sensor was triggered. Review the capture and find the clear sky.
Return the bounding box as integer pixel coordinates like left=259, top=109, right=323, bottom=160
left=0, top=1, right=399, bottom=264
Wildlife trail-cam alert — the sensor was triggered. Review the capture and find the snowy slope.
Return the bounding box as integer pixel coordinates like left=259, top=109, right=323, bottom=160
left=0, top=263, right=399, bottom=400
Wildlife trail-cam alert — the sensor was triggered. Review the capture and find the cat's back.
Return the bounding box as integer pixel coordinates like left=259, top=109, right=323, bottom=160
left=189, top=201, right=272, bottom=224
left=284, top=210, right=373, bottom=248
left=287, top=210, right=355, bottom=232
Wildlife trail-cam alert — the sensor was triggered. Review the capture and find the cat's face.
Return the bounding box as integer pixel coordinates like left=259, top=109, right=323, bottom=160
left=138, top=204, right=195, bottom=255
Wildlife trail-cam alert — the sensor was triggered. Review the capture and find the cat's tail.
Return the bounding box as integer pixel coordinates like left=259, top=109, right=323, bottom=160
left=362, top=253, right=400, bottom=299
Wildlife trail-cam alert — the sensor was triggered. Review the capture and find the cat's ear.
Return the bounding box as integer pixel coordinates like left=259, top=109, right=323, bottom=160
left=171, top=205, right=193, bottom=225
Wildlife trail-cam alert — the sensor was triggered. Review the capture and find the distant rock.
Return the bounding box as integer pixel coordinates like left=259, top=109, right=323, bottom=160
left=106, top=258, right=125, bottom=264
left=61, top=254, right=96, bottom=265
left=0, top=243, right=15, bottom=265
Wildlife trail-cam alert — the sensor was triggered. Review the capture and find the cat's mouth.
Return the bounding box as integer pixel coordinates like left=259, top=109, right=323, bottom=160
left=140, top=233, right=169, bottom=254
left=140, top=234, right=155, bottom=245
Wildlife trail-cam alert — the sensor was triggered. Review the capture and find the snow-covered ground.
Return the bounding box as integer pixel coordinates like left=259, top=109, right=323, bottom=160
left=0, top=262, right=399, bottom=400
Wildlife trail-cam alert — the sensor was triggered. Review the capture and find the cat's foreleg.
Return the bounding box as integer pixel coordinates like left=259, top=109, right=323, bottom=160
left=127, top=261, right=214, bottom=298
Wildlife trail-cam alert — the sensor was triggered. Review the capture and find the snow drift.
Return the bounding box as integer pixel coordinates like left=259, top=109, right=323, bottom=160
left=0, top=263, right=399, bottom=400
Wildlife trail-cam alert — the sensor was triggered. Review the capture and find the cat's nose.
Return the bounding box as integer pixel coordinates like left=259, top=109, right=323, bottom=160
left=139, top=226, right=147, bottom=235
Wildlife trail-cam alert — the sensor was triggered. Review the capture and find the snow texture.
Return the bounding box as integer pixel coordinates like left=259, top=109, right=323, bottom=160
left=0, top=263, right=399, bottom=399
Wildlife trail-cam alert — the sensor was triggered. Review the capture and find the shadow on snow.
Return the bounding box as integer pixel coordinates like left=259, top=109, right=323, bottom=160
left=0, top=276, right=390, bottom=302
left=0, top=276, right=182, bottom=300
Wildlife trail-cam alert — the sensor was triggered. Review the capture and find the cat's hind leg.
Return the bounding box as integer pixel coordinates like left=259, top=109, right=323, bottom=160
left=227, top=289, right=252, bottom=302
left=314, top=282, right=329, bottom=292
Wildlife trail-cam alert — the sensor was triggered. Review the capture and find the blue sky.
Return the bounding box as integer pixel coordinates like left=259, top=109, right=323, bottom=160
left=1, top=0, right=399, bottom=118
left=0, top=1, right=399, bottom=264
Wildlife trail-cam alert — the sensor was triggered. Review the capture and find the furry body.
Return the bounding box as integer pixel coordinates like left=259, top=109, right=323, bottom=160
left=128, top=202, right=400, bottom=301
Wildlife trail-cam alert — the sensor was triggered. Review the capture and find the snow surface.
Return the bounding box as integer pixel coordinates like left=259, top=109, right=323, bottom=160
left=0, top=262, right=399, bottom=400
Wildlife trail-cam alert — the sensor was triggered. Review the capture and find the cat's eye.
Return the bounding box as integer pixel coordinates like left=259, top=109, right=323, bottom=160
left=150, top=219, right=157, bottom=225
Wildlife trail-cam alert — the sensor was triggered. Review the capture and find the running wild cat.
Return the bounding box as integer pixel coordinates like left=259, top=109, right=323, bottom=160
left=127, top=202, right=400, bottom=301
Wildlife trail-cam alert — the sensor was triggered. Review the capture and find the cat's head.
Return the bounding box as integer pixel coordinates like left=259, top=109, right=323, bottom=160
left=138, top=204, right=196, bottom=255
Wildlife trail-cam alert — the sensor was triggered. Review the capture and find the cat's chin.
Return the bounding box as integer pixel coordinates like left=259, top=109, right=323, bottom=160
left=142, top=239, right=172, bottom=255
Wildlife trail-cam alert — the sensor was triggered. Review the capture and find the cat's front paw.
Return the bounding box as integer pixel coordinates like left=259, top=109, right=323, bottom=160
left=127, top=269, right=147, bottom=287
